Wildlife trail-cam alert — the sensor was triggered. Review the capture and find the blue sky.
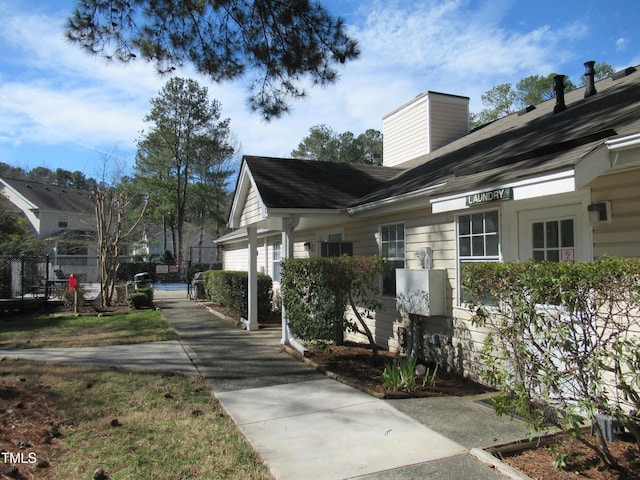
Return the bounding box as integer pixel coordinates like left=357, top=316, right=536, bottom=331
left=1, top=0, right=639, bottom=179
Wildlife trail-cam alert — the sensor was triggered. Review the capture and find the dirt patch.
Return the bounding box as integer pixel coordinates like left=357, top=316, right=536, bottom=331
left=302, top=341, right=491, bottom=399
left=0, top=377, right=61, bottom=479
left=497, top=433, right=640, bottom=480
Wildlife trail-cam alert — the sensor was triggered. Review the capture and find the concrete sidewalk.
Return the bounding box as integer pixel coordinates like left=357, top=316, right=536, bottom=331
left=0, top=340, right=199, bottom=375
left=155, top=290, right=531, bottom=480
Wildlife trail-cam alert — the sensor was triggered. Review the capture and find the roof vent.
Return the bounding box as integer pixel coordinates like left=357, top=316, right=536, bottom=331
left=553, top=75, right=567, bottom=113
left=612, top=66, right=637, bottom=80
left=517, top=105, right=536, bottom=116
left=584, top=61, right=597, bottom=98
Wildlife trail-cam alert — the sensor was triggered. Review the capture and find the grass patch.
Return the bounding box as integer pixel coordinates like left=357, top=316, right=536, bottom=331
left=0, top=359, right=273, bottom=480
left=0, top=310, right=179, bottom=349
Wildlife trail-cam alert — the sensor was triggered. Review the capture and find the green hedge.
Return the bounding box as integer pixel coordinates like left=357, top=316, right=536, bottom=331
left=281, top=256, right=387, bottom=345
left=281, top=257, right=350, bottom=342
left=127, top=287, right=154, bottom=309
left=204, top=270, right=273, bottom=318
left=462, top=256, right=640, bottom=463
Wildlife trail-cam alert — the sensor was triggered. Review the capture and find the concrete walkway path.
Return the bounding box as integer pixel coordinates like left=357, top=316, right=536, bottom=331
left=0, top=340, right=199, bottom=375
left=154, top=290, right=530, bottom=480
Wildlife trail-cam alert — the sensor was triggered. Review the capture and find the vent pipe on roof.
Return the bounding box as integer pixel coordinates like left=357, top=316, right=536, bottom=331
left=584, top=60, right=597, bottom=98
left=553, top=75, right=567, bottom=113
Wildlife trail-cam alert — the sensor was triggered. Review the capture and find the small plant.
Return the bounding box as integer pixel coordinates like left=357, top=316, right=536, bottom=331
left=382, top=356, right=418, bottom=392
left=550, top=444, right=568, bottom=470
left=381, top=359, right=403, bottom=391
left=310, top=340, right=333, bottom=353
left=62, top=287, right=86, bottom=309
left=422, top=364, right=438, bottom=388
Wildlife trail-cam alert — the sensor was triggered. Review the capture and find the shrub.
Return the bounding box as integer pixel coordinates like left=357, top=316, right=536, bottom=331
left=204, top=270, right=272, bottom=318
left=127, top=287, right=154, bottom=309
left=463, top=256, right=640, bottom=469
left=280, top=256, right=387, bottom=353
left=62, top=287, right=86, bottom=309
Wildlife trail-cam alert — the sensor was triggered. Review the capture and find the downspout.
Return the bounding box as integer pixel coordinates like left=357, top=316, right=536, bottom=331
left=280, top=215, right=307, bottom=355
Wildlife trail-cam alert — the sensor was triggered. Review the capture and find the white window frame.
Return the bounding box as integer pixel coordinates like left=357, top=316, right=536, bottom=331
left=379, top=222, right=405, bottom=297
left=272, top=241, right=281, bottom=283
left=456, top=209, right=501, bottom=305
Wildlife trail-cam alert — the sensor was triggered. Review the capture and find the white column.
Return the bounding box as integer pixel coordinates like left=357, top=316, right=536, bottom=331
left=247, top=226, right=259, bottom=331
left=281, top=226, right=292, bottom=345
left=280, top=216, right=306, bottom=354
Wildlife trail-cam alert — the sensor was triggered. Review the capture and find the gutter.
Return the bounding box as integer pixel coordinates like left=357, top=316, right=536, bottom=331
left=347, top=183, right=446, bottom=215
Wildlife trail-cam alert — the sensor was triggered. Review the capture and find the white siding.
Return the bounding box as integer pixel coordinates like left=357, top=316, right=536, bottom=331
left=383, top=96, right=431, bottom=167
left=239, top=185, right=263, bottom=227
left=429, top=95, right=469, bottom=154
left=222, top=242, right=248, bottom=271
left=590, top=169, right=640, bottom=258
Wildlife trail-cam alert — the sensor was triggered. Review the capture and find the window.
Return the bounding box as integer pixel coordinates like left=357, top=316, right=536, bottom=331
left=57, top=243, right=88, bottom=256
left=321, top=242, right=353, bottom=257
left=272, top=241, right=281, bottom=283
left=532, top=219, right=574, bottom=262
left=57, top=243, right=88, bottom=266
left=380, top=223, right=405, bottom=296
left=58, top=216, right=69, bottom=229
left=458, top=211, right=500, bottom=259
left=458, top=210, right=500, bottom=303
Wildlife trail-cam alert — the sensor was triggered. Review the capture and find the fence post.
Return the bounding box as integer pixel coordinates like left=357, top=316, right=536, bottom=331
left=20, top=255, right=25, bottom=312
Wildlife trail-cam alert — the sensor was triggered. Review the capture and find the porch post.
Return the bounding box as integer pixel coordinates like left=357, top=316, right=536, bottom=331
left=281, top=216, right=306, bottom=354
left=281, top=226, right=292, bottom=345
left=247, top=226, right=259, bottom=331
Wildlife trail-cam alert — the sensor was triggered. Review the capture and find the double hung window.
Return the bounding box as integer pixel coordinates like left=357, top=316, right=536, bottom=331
left=380, top=223, right=405, bottom=296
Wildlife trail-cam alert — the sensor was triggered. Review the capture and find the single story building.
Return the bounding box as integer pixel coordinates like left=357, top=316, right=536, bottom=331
left=218, top=62, right=640, bottom=379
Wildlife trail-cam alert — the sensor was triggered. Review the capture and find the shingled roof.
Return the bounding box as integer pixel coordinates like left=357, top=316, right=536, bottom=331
left=230, top=64, right=640, bottom=225
left=352, top=65, right=640, bottom=208
left=0, top=178, right=94, bottom=214
left=242, top=156, right=402, bottom=209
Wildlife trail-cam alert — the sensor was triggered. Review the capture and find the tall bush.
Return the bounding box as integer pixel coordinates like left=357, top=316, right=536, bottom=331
left=462, top=257, right=640, bottom=470
left=204, top=270, right=272, bottom=319
left=281, top=256, right=387, bottom=355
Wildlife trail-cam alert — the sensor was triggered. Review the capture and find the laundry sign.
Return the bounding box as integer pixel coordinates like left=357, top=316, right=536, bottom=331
left=466, top=187, right=513, bottom=206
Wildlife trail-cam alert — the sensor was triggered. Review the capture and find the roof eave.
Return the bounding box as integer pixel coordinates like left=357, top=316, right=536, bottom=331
left=347, top=183, right=446, bottom=215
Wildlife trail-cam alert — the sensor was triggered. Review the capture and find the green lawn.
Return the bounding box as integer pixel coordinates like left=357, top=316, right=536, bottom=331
left=0, top=309, right=273, bottom=479
left=0, top=310, right=179, bottom=348
left=1, top=360, right=273, bottom=480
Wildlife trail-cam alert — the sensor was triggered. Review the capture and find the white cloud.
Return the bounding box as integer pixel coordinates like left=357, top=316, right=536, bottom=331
left=1, top=0, right=637, bottom=175
left=616, top=37, right=628, bottom=51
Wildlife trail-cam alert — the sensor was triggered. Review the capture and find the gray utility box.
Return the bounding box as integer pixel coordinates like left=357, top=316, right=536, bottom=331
left=395, top=269, right=446, bottom=316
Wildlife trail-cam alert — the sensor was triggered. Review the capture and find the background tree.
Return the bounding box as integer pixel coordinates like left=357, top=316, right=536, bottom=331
left=291, top=124, right=383, bottom=165
left=65, top=0, right=359, bottom=119
left=0, top=210, right=45, bottom=256
left=93, top=157, right=148, bottom=307
left=0, top=163, right=27, bottom=179
left=0, top=163, right=98, bottom=190
left=469, top=63, right=618, bottom=128
left=135, top=77, right=235, bottom=267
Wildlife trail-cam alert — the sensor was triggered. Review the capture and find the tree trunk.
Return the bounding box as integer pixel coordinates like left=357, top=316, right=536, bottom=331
left=348, top=292, right=379, bottom=358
